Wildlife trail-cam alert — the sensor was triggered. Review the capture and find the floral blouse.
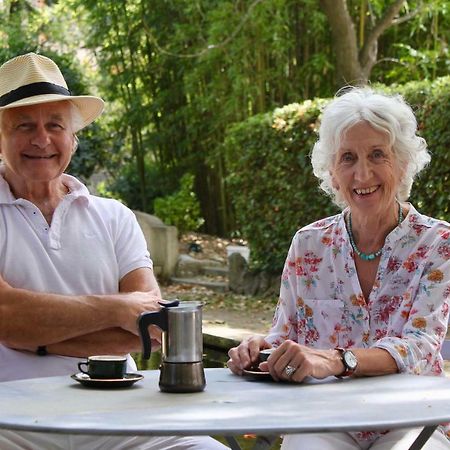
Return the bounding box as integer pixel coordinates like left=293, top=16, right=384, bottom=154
left=265, top=204, right=450, bottom=444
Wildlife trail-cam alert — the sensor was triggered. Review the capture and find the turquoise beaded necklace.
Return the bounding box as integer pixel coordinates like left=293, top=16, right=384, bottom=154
left=347, top=202, right=403, bottom=261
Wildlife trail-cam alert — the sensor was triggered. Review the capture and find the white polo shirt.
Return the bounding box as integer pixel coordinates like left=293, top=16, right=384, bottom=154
left=0, top=169, right=152, bottom=381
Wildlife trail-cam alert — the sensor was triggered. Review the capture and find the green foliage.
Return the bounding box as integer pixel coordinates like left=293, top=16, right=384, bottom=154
left=2, top=0, right=449, bottom=236
left=373, top=1, right=450, bottom=83
left=224, top=99, right=339, bottom=272
left=224, top=77, right=450, bottom=273
left=60, top=0, right=449, bottom=234
left=402, top=77, right=450, bottom=221
left=154, top=174, right=205, bottom=233
left=58, top=0, right=336, bottom=234
left=99, top=158, right=178, bottom=213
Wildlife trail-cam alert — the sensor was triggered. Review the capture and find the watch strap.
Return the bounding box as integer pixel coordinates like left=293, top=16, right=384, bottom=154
left=36, top=346, right=47, bottom=356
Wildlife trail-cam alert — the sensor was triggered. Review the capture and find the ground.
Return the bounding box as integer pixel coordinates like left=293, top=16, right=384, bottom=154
left=177, top=231, right=246, bottom=264
left=160, top=232, right=277, bottom=341
left=161, top=283, right=276, bottom=339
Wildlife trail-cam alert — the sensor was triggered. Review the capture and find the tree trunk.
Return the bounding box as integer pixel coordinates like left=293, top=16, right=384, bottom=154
left=320, top=0, right=407, bottom=86
left=320, top=0, right=363, bottom=86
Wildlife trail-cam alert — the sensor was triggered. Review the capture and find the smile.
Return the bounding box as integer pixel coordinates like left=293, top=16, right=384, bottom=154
left=354, top=185, right=380, bottom=195
left=23, top=154, right=56, bottom=159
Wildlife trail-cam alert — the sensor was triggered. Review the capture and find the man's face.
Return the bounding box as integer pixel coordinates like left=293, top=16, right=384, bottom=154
left=0, top=101, right=75, bottom=185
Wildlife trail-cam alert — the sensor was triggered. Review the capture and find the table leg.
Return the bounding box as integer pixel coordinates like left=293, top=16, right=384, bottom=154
left=408, top=425, right=438, bottom=450
left=224, top=436, right=243, bottom=450
left=253, top=435, right=279, bottom=449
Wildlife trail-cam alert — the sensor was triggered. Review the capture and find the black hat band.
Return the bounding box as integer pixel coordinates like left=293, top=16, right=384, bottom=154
left=0, top=82, right=71, bottom=107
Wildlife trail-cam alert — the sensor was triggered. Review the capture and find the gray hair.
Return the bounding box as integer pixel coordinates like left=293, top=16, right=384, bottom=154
left=310, top=87, right=430, bottom=208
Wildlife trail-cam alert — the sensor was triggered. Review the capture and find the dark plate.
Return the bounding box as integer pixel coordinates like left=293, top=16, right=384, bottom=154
left=71, top=372, right=144, bottom=388
left=242, top=368, right=273, bottom=381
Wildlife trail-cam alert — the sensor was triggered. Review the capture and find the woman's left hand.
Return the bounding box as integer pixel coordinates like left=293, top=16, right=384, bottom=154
left=259, top=340, right=343, bottom=382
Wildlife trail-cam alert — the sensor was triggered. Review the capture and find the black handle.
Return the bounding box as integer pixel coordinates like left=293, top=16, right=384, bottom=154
left=158, top=300, right=180, bottom=308
left=137, top=300, right=180, bottom=359
left=136, top=300, right=178, bottom=360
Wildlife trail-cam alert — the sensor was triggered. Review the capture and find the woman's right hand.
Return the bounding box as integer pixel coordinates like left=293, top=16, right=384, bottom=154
left=227, top=335, right=271, bottom=375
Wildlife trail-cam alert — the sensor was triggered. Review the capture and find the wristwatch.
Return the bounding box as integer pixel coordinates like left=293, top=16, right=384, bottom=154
left=36, top=346, right=47, bottom=356
left=335, top=347, right=358, bottom=377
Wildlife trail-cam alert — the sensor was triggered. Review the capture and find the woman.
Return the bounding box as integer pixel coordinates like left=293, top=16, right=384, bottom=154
left=228, top=88, right=450, bottom=449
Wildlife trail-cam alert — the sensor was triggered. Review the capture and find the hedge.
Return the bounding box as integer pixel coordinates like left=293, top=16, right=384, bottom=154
left=224, top=77, right=450, bottom=273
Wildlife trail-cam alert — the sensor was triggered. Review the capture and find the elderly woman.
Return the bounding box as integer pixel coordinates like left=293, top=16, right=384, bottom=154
left=228, top=88, right=450, bottom=449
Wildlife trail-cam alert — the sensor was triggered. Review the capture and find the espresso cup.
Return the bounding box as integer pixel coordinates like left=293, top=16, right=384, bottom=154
left=78, top=355, right=127, bottom=379
left=259, top=348, right=275, bottom=362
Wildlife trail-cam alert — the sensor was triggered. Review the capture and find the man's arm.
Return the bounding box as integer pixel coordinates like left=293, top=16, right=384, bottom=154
left=119, top=266, right=162, bottom=295
left=41, top=268, right=163, bottom=357
left=0, top=268, right=161, bottom=353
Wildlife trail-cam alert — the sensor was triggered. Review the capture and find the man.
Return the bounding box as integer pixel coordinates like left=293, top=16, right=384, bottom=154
left=0, top=53, right=227, bottom=450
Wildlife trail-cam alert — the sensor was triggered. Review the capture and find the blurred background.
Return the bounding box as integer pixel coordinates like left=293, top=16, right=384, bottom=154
left=2, top=0, right=448, bottom=277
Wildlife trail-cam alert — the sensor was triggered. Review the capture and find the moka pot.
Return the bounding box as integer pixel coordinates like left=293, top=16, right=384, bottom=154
left=138, top=300, right=206, bottom=393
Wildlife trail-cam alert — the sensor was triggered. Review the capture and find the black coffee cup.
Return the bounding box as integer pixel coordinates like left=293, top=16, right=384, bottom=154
left=259, top=348, right=275, bottom=362
left=78, top=355, right=127, bottom=379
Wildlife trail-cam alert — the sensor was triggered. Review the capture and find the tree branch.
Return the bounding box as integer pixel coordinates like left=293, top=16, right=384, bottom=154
left=359, top=0, right=406, bottom=71
left=392, top=2, right=425, bottom=26
left=373, top=57, right=408, bottom=68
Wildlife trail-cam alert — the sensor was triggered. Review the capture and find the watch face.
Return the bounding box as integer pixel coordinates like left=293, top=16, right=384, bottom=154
left=343, top=351, right=358, bottom=370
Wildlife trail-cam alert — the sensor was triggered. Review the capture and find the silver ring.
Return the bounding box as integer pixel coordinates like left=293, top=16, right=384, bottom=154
left=284, top=365, right=296, bottom=377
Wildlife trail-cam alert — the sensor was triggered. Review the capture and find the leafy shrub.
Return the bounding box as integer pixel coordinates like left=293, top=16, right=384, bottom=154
left=154, top=174, right=205, bottom=233
left=224, top=99, right=339, bottom=272
left=224, top=77, right=450, bottom=273
left=100, top=159, right=176, bottom=213
left=402, top=77, right=450, bottom=221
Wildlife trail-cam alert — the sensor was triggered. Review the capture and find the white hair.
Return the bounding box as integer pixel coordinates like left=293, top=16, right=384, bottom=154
left=310, top=87, right=430, bottom=208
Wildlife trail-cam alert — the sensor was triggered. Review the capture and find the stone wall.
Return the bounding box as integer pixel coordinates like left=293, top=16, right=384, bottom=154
left=228, top=253, right=281, bottom=297
left=133, top=210, right=178, bottom=279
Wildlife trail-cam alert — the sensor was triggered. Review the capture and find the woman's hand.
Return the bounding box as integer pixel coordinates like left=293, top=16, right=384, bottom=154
left=227, top=335, right=271, bottom=375
left=259, top=340, right=343, bottom=382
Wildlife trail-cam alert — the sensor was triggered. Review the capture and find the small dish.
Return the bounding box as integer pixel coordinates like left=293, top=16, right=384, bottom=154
left=242, top=368, right=273, bottom=381
left=71, top=372, right=144, bottom=388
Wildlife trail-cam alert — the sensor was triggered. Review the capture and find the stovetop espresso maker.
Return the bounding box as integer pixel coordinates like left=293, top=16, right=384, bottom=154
left=138, top=300, right=206, bottom=393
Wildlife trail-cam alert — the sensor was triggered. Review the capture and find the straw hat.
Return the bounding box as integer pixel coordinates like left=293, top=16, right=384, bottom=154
left=0, top=53, right=104, bottom=132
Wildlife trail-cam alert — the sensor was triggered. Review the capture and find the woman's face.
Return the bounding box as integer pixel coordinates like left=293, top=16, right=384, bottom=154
left=330, top=121, right=403, bottom=217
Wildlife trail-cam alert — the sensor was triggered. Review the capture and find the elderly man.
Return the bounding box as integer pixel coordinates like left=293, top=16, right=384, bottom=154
left=0, top=53, right=227, bottom=450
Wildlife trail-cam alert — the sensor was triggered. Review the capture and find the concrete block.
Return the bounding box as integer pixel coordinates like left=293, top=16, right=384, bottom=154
left=175, top=254, right=223, bottom=277
left=133, top=210, right=179, bottom=279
